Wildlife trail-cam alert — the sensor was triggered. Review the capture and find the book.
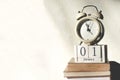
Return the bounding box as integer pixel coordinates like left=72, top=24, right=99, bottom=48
left=64, top=58, right=110, bottom=72
left=64, top=71, right=110, bottom=78
left=67, top=77, right=110, bottom=80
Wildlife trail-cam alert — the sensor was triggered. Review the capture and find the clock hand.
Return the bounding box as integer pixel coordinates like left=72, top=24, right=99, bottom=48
left=89, top=31, right=93, bottom=35
left=89, top=22, right=94, bottom=35
left=86, top=23, right=93, bottom=35
left=86, top=23, right=90, bottom=31
left=89, top=22, right=93, bottom=30
left=86, top=23, right=91, bottom=32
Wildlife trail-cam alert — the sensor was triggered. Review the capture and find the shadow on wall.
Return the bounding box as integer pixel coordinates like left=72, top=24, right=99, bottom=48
left=110, top=61, right=120, bottom=80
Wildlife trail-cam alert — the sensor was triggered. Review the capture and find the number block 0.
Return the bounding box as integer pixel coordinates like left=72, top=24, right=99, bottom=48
left=74, top=45, right=108, bottom=63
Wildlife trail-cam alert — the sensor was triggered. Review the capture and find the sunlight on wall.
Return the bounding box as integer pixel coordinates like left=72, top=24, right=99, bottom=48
left=0, top=0, right=71, bottom=80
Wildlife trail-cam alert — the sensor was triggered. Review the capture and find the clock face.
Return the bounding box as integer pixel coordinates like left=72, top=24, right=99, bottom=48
left=79, top=19, right=100, bottom=42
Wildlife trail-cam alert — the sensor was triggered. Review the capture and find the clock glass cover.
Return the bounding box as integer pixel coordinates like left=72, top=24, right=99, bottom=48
left=79, top=19, right=100, bottom=42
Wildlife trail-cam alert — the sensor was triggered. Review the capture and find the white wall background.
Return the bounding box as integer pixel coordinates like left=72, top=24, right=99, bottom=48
left=0, top=0, right=120, bottom=80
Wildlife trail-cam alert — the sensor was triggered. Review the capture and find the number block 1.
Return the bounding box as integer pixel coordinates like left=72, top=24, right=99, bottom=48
left=74, top=45, right=108, bottom=63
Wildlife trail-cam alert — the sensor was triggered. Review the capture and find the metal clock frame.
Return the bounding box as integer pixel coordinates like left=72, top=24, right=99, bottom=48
left=76, top=16, right=104, bottom=45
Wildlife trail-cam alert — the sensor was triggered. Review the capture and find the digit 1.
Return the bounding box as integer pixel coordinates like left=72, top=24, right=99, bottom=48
left=93, top=47, right=96, bottom=56
left=80, top=47, right=86, bottom=56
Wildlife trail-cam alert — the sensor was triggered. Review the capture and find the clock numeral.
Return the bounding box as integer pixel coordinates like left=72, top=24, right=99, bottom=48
left=93, top=47, right=96, bottom=56
left=80, top=47, right=86, bottom=56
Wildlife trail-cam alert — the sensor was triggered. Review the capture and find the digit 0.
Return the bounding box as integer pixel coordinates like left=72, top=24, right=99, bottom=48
left=80, top=47, right=86, bottom=56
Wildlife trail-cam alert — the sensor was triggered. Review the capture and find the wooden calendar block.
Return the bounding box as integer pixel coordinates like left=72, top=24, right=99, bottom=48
left=74, top=45, right=88, bottom=62
left=88, top=46, right=102, bottom=62
left=74, top=45, right=107, bottom=63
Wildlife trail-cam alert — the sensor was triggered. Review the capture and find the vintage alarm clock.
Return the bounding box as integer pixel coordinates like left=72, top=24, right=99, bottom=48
left=76, top=5, right=104, bottom=45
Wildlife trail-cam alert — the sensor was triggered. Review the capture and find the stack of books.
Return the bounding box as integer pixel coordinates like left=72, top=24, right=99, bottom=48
left=64, top=58, right=110, bottom=80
